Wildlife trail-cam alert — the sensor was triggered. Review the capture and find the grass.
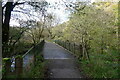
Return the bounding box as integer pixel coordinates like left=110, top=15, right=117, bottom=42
left=23, top=41, right=46, bottom=78
left=79, top=51, right=119, bottom=78
left=23, top=55, right=46, bottom=78
left=46, top=39, right=55, bottom=43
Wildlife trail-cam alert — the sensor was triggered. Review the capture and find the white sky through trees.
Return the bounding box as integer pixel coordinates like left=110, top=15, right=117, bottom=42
left=9, top=0, right=71, bottom=26
left=7, top=0, right=118, bottom=26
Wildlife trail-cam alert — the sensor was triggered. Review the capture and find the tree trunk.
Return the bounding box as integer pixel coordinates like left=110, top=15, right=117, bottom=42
left=2, top=2, right=14, bottom=57
left=2, top=2, right=13, bottom=44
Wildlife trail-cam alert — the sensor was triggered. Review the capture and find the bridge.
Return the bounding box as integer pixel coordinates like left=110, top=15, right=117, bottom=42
left=3, top=40, right=85, bottom=78
left=42, top=41, right=83, bottom=78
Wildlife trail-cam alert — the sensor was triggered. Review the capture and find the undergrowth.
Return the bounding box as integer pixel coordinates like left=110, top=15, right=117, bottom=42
left=79, top=49, right=119, bottom=78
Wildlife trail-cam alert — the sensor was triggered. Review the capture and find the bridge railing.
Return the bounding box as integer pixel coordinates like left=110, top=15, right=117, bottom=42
left=3, top=40, right=45, bottom=77
left=54, top=40, right=83, bottom=59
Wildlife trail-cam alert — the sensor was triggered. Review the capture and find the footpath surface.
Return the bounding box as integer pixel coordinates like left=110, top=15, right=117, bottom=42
left=42, top=42, right=82, bottom=78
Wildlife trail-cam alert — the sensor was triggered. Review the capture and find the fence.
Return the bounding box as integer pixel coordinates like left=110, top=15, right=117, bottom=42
left=3, top=40, right=45, bottom=78
left=54, top=40, right=83, bottom=59
left=55, top=40, right=90, bottom=60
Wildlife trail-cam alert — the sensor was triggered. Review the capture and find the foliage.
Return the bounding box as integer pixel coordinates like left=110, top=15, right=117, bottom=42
left=80, top=52, right=119, bottom=78
left=23, top=41, right=45, bottom=78
left=25, top=20, right=45, bottom=45
left=3, top=25, right=29, bottom=57
left=2, top=0, right=50, bottom=57
left=2, top=58, right=11, bottom=77
left=24, top=55, right=45, bottom=78
left=52, top=2, right=118, bottom=78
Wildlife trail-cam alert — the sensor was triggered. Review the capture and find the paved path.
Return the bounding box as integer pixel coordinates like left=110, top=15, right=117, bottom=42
left=42, top=42, right=82, bottom=78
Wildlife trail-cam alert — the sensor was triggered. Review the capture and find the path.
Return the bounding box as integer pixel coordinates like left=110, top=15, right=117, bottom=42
left=42, top=42, right=82, bottom=78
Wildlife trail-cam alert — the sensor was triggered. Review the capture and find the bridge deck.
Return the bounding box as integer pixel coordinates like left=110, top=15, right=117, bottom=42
left=42, top=42, right=82, bottom=78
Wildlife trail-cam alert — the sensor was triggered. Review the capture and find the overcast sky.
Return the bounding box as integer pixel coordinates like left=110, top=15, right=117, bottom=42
left=9, top=0, right=118, bottom=26
left=9, top=0, right=71, bottom=26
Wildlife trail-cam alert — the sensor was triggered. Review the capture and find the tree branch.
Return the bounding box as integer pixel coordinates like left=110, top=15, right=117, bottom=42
left=13, top=2, right=25, bottom=6
left=2, top=3, right=7, bottom=10
left=12, top=29, right=26, bottom=46
left=12, top=10, right=38, bottom=17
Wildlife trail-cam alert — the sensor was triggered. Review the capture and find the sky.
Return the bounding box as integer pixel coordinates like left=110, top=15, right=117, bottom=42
left=9, top=0, right=119, bottom=26
left=10, top=0, right=71, bottom=26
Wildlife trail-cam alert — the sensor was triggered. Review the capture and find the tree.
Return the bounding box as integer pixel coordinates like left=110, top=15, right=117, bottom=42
left=2, top=0, right=49, bottom=57
left=26, top=20, right=45, bottom=45
left=52, top=2, right=118, bottom=60
left=45, top=13, right=56, bottom=39
left=2, top=1, right=25, bottom=44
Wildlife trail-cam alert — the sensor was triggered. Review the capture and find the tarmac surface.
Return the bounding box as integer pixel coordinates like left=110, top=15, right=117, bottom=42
left=43, top=42, right=82, bottom=78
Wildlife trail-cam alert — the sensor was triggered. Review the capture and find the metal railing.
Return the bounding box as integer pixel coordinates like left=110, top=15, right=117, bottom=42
left=54, top=40, right=83, bottom=59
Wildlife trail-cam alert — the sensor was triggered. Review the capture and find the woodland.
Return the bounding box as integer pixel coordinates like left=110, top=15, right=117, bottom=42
left=1, top=0, right=119, bottom=78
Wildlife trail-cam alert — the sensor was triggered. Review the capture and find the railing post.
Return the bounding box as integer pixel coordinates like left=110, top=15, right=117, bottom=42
left=63, top=41, right=64, bottom=47
left=3, top=58, right=12, bottom=77
left=79, top=44, right=83, bottom=58
left=60, top=41, right=61, bottom=45
left=72, top=43, right=73, bottom=52
left=69, top=42, right=70, bottom=51
left=15, top=56, right=23, bottom=77
left=33, top=54, right=36, bottom=66
left=66, top=42, right=67, bottom=49
left=57, top=41, right=59, bottom=44
left=64, top=41, right=65, bottom=48
left=59, top=40, right=61, bottom=45
left=65, top=41, right=66, bottom=48
left=74, top=43, right=75, bottom=54
left=62, top=41, right=63, bottom=47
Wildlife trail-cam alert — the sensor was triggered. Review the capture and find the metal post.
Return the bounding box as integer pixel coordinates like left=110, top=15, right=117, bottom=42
left=66, top=42, right=67, bottom=49
left=63, top=41, right=65, bottom=47
left=69, top=42, right=70, bottom=51
left=79, top=44, right=83, bottom=58
left=74, top=43, right=75, bottom=54
left=65, top=41, right=66, bottom=48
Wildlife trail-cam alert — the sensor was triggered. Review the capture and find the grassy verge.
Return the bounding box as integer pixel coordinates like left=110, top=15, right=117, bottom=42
left=23, top=55, right=46, bottom=78
left=78, top=51, right=119, bottom=78
left=23, top=40, right=46, bottom=78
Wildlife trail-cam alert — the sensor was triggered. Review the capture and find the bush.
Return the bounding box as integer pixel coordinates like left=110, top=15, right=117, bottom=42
left=80, top=52, right=119, bottom=78
left=23, top=55, right=46, bottom=78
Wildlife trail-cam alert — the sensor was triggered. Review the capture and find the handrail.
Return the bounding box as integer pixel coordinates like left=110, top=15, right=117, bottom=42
left=22, top=40, right=44, bottom=58
left=55, top=40, right=90, bottom=60
left=22, top=46, right=34, bottom=58
left=22, top=40, right=45, bottom=58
